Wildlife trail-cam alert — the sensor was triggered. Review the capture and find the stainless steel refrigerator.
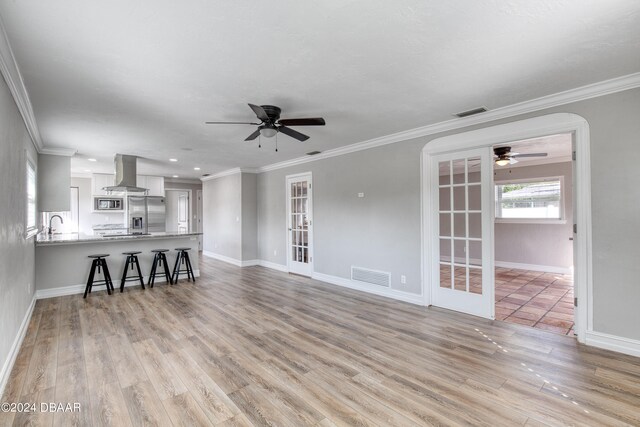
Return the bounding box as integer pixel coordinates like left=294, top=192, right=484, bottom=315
left=128, top=196, right=166, bottom=233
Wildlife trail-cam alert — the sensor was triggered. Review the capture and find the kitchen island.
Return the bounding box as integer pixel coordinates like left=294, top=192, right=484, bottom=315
left=35, top=231, right=201, bottom=297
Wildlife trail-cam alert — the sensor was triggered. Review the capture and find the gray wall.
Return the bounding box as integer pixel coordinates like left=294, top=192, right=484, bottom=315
left=164, top=180, right=202, bottom=233
left=257, top=144, right=422, bottom=293
left=494, top=162, right=573, bottom=268
left=37, top=154, right=70, bottom=212
left=202, top=173, right=242, bottom=260
left=256, top=88, right=640, bottom=341
left=0, top=74, right=37, bottom=382
left=241, top=173, right=258, bottom=261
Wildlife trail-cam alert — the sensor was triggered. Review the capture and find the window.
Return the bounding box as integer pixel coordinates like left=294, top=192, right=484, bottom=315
left=26, top=158, right=37, bottom=236
left=495, top=177, right=563, bottom=221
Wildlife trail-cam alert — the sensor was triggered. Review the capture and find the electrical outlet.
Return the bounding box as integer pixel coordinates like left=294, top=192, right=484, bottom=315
left=401, top=275, right=406, bottom=284
left=358, top=192, right=365, bottom=198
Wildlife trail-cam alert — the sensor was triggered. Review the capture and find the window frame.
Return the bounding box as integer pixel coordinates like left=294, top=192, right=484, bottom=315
left=25, top=151, right=38, bottom=238
left=494, top=176, right=566, bottom=225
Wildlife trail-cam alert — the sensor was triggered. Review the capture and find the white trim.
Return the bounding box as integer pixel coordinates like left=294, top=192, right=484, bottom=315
left=0, top=296, right=36, bottom=398
left=422, top=112, right=592, bottom=344
left=38, top=147, right=77, bottom=156
left=286, top=172, right=314, bottom=276
left=258, top=260, right=288, bottom=272
left=200, top=168, right=259, bottom=182
left=34, top=270, right=200, bottom=299
left=256, top=73, right=640, bottom=173
left=202, top=250, right=243, bottom=266
left=495, top=219, right=567, bottom=225
left=0, top=16, right=43, bottom=152
left=494, top=261, right=572, bottom=275
left=164, top=177, right=202, bottom=185
left=585, top=331, right=640, bottom=358
left=312, top=272, right=424, bottom=305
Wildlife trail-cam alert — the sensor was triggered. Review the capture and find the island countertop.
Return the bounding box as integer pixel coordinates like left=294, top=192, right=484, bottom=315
left=36, top=231, right=202, bottom=246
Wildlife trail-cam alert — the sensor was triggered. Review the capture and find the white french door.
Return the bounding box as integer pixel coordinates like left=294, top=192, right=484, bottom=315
left=286, top=173, right=313, bottom=276
left=431, top=148, right=494, bottom=319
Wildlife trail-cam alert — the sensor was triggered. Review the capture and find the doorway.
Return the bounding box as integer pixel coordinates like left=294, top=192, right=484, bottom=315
left=422, top=113, right=592, bottom=343
left=165, top=189, right=190, bottom=233
left=492, top=133, right=575, bottom=335
left=197, top=189, right=203, bottom=251
left=286, top=172, right=314, bottom=276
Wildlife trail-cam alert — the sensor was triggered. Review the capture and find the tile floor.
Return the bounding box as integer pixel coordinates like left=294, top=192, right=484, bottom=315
left=494, top=267, right=574, bottom=336
left=440, top=265, right=574, bottom=336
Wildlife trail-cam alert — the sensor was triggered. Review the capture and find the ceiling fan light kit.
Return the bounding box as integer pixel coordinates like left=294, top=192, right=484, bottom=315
left=493, top=146, right=547, bottom=166
left=206, top=103, right=326, bottom=147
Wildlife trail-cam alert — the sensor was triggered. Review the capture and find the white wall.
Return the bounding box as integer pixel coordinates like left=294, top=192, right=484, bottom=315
left=202, top=173, right=242, bottom=260
left=0, top=73, right=37, bottom=390
left=71, top=177, right=126, bottom=234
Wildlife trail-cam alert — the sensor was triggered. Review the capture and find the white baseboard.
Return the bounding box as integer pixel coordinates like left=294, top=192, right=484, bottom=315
left=312, top=272, right=424, bottom=305
left=257, top=260, right=288, bottom=272
left=35, top=270, right=200, bottom=300
left=585, top=331, right=640, bottom=358
left=441, top=256, right=572, bottom=275
left=0, top=296, right=36, bottom=398
left=241, top=259, right=260, bottom=267
left=202, top=251, right=243, bottom=266
left=494, top=261, right=572, bottom=275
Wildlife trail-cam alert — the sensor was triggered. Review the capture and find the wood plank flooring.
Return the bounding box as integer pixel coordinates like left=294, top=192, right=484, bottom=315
left=2, top=256, right=640, bottom=426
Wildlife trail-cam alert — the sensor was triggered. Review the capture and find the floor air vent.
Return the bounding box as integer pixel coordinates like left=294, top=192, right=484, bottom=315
left=351, top=266, right=391, bottom=287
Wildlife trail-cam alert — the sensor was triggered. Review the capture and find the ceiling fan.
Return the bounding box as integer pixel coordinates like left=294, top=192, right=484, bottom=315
left=205, top=104, right=326, bottom=142
left=494, top=146, right=547, bottom=166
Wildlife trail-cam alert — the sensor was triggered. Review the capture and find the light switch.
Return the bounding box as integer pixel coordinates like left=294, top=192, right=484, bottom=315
left=358, top=193, right=365, bottom=198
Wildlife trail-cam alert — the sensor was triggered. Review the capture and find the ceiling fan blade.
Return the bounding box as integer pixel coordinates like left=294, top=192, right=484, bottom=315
left=511, top=153, right=548, bottom=158
left=205, top=121, right=260, bottom=125
left=248, top=103, right=270, bottom=123
left=244, top=129, right=261, bottom=141
left=509, top=158, right=519, bottom=164
left=278, top=118, right=326, bottom=126
left=278, top=125, right=309, bottom=142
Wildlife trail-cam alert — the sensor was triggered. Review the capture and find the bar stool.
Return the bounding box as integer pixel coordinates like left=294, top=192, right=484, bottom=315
left=172, top=247, right=195, bottom=283
left=120, top=251, right=145, bottom=293
left=84, top=254, right=114, bottom=298
left=148, top=249, right=173, bottom=287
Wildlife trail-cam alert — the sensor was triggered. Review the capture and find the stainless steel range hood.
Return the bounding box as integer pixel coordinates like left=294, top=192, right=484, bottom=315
left=103, top=154, right=148, bottom=193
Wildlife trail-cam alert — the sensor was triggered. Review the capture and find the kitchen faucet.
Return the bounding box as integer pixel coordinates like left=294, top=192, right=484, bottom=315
left=48, top=215, right=64, bottom=235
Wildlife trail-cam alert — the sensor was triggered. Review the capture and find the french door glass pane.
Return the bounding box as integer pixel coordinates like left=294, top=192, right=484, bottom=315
left=439, top=161, right=450, bottom=185
left=468, top=185, right=481, bottom=210
left=453, top=213, right=466, bottom=238
left=468, top=213, right=482, bottom=239
left=453, top=186, right=465, bottom=211
left=440, top=264, right=452, bottom=288
left=439, top=213, right=451, bottom=236
left=454, top=266, right=467, bottom=291
left=439, top=187, right=451, bottom=211
left=452, top=159, right=466, bottom=184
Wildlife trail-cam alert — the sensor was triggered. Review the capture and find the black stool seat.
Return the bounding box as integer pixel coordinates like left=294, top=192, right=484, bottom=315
left=148, top=249, right=173, bottom=287
left=172, top=248, right=195, bottom=284
left=120, top=251, right=145, bottom=292
left=84, top=254, right=114, bottom=298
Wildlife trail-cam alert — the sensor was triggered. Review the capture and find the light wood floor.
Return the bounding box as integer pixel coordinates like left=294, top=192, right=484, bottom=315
left=2, top=256, right=640, bottom=426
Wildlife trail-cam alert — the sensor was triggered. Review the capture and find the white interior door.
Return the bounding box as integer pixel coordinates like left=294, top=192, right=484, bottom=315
left=287, top=173, right=313, bottom=276
left=165, top=190, right=189, bottom=233
left=197, top=190, right=203, bottom=251
left=431, top=148, right=494, bottom=319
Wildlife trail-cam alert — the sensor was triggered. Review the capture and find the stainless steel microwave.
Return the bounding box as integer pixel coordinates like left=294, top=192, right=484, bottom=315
left=94, top=197, right=123, bottom=210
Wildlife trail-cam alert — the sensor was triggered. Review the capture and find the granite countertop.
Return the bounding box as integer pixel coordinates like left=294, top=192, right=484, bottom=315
left=92, top=224, right=128, bottom=230
left=36, top=231, right=201, bottom=246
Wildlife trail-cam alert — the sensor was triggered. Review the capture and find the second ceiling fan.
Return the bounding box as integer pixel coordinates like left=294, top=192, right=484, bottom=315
left=206, top=104, right=326, bottom=142
left=494, top=146, right=547, bottom=166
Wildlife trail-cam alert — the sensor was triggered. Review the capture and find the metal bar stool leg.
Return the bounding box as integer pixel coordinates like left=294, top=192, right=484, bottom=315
left=134, top=256, right=145, bottom=289
left=84, top=259, right=98, bottom=298
left=172, top=252, right=182, bottom=284
left=162, top=253, right=173, bottom=285
left=101, top=259, right=113, bottom=295
left=120, top=255, right=131, bottom=292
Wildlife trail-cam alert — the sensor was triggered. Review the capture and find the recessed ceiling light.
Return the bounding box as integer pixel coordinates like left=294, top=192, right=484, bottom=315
left=169, top=158, right=178, bottom=162
left=84, top=169, right=91, bottom=172
left=87, top=158, right=97, bottom=162
left=194, top=167, right=200, bottom=170
left=181, top=148, right=193, bottom=151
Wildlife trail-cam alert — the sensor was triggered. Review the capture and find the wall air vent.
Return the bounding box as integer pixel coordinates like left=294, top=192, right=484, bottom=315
left=454, top=106, right=489, bottom=118
left=306, top=151, right=322, bottom=156
left=351, top=266, right=391, bottom=287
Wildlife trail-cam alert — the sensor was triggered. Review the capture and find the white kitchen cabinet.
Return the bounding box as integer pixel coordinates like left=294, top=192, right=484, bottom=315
left=92, top=174, right=115, bottom=195
left=137, top=175, right=164, bottom=196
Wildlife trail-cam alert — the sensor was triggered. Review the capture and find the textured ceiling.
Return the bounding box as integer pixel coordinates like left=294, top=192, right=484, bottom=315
left=1, top=0, right=639, bottom=179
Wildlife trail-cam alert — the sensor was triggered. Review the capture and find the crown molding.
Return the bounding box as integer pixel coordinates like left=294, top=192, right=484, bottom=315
left=39, top=147, right=77, bottom=156
left=0, top=17, right=77, bottom=156
left=200, top=167, right=259, bottom=182
left=164, top=177, right=202, bottom=185
left=257, top=72, right=640, bottom=173
left=0, top=16, right=43, bottom=151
